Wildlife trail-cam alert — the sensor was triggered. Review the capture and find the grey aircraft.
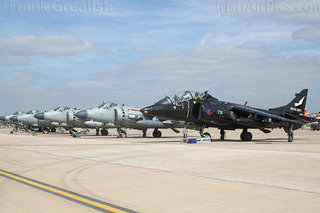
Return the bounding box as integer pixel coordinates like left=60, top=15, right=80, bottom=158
left=34, top=106, right=113, bottom=135
left=10, top=109, right=68, bottom=132
left=75, top=103, right=182, bottom=138
left=1, top=112, right=25, bottom=124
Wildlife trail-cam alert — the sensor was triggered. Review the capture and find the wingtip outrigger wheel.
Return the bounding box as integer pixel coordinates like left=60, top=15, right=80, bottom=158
left=220, top=129, right=226, bottom=141
left=288, top=123, right=294, bottom=142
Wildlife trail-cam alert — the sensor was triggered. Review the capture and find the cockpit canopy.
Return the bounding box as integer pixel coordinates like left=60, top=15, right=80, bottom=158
left=96, top=102, right=117, bottom=109
left=155, top=91, right=207, bottom=105
left=97, top=102, right=109, bottom=109
left=109, top=103, right=117, bottom=108
left=54, top=107, right=61, bottom=111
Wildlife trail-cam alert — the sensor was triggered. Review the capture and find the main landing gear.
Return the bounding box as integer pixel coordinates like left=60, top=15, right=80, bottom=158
left=117, top=128, right=127, bottom=138
left=240, top=129, right=253, bottom=141
left=101, top=128, right=109, bottom=136
left=152, top=128, right=162, bottom=138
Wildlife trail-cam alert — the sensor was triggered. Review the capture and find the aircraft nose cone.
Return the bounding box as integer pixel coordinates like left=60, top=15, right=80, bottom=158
left=9, top=116, right=18, bottom=122
left=0, top=115, right=5, bottom=121
left=141, top=105, right=157, bottom=116
left=34, top=112, right=44, bottom=120
left=75, top=110, right=88, bottom=120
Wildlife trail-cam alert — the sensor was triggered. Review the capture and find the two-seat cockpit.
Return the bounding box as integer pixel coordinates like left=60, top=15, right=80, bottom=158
left=97, top=102, right=117, bottom=109
left=155, top=91, right=206, bottom=106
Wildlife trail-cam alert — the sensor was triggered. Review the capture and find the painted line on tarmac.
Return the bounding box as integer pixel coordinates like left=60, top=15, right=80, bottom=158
left=0, top=169, right=136, bottom=213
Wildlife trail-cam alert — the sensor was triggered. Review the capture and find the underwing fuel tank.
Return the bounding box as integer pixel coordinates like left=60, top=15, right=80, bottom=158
left=136, top=120, right=164, bottom=128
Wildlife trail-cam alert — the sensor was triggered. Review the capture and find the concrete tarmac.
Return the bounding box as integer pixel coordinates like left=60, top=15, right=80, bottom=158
left=0, top=128, right=320, bottom=212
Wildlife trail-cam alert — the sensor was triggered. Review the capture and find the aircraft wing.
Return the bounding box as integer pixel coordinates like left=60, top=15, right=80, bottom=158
left=230, top=105, right=303, bottom=124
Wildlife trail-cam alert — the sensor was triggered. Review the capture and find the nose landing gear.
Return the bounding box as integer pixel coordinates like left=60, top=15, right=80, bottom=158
left=199, top=126, right=211, bottom=139
left=117, top=128, right=127, bottom=138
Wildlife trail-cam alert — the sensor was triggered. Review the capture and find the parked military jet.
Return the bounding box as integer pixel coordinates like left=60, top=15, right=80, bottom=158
left=2, top=112, right=24, bottom=124
left=34, top=107, right=112, bottom=135
left=9, top=110, right=49, bottom=131
left=10, top=109, right=69, bottom=132
left=75, top=103, right=182, bottom=138
left=141, top=89, right=311, bottom=142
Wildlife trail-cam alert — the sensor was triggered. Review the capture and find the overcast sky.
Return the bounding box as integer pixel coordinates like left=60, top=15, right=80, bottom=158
left=0, top=0, right=319, bottom=113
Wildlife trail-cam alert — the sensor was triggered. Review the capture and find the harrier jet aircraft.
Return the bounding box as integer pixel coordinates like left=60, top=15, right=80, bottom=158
left=10, top=109, right=68, bottom=132
left=75, top=103, right=182, bottom=138
left=141, top=89, right=311, bottom=142
left=1, top=112, right=25, bottom=124
left=34, top=107, right=112, bottom=135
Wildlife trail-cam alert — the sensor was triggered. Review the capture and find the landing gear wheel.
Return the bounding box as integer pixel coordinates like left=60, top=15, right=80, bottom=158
left=101, top=129, right=109, bottom=136
left=119, top=132, right=127, bottom=138
left=286, top=123, right=294, bottom=142
left=50, top=127, right=56, bottom=132
left=153, top=130, right=162, bottom=138
left=203, top=132, right=211, bottom=138
left=117, top=128, right=127, bottom=138
left=240, top=132, right=253, bottom=141
left=43, top=127, right=50, bottom=134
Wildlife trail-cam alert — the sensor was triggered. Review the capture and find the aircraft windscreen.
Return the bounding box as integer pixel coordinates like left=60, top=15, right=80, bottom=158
left=156, top=97, right=173, bottom=105
left=98, top=102, right=108, bottom=109
left=170, top=91, right=203, bottom=104
left=155, top=91, right=205, bottom=105
left=54, top=107, right=61, bottom=111
left=110, top=103, right=117, bottom=108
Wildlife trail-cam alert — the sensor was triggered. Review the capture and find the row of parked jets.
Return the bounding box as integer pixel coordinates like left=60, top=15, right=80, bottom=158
left=0, top=103, right=182, bottom=138
left=1, top=90, right=318, bottom=142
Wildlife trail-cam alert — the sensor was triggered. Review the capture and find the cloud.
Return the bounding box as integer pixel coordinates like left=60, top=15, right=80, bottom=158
left=292, top=25, right=320, bottom=44
left=212, top=0, right=320, bottom=46
left=0, top=35, right=92, bottom=56
left=0, top=54, right=29, bottom=66
left=116, top=45, right=153, bottom=53
left=90, top=43, right=320, bottom=108
left=0, top=35, right=92, bottom=66
left=98, top=47, right=110, bottom=54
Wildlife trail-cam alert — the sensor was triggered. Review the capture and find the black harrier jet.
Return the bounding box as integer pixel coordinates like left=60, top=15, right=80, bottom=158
left=141, top=89, right=311, bottom=142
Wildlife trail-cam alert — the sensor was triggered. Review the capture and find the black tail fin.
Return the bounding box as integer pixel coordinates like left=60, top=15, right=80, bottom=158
left=269, top=89, right=308, bottom=116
